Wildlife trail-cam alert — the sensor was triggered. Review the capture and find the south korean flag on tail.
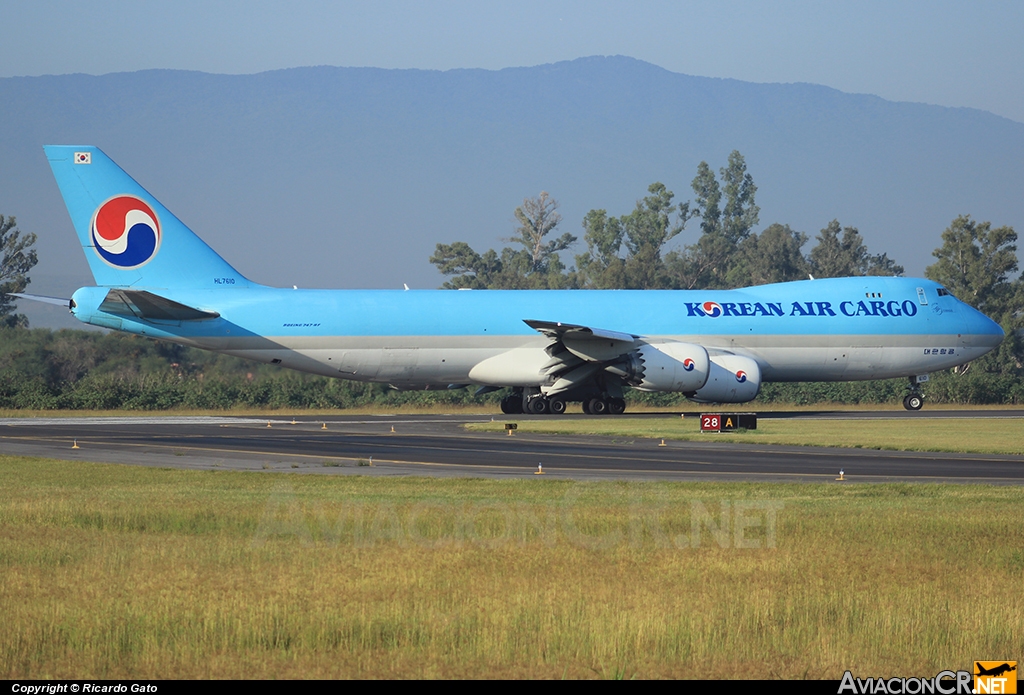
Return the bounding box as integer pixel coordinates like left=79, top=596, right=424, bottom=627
left=74, top=152, right=91, bottom=164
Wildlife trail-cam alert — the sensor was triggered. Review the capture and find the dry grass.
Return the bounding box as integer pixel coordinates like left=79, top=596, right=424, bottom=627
left=0, top=405, right=497, bottom=419
left=2, top=455, right=1022, bottom=679
left=469, top=417, right=1024, bottom=455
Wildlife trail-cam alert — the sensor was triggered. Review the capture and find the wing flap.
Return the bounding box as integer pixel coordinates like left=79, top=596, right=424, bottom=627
left=525, top=318, right=639, bottom=363
left=524, top=319, right=637, bottom=343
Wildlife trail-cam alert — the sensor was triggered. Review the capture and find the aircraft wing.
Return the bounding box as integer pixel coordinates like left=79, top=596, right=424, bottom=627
left=524, top=319, right=641, bottom=395
left=98, top=289, right=220, bottom=322
left=523, top=319, right=638, bottom=343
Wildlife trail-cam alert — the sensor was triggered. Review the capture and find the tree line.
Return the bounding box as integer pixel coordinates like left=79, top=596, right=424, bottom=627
left=430, top=152, right=904, bottom=291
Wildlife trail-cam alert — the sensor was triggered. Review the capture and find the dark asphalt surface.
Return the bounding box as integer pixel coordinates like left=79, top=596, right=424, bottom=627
left=2, top=411, right=1022, bottom=483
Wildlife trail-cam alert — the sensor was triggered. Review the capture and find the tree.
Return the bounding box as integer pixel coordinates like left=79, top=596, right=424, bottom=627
left=619, top=183, right=687, bottom=289
left=510, top=191, right=574, bottom=275
left=577, top=152, right=758, bottom=290
left=925, top=215, right=1017, bottom=314
left=0, top=216, right=38, bottom=328
left=667, top=151, right=760, bottom=289
left=575, top=182, right=692, bottom=289
left=727, top=223, right=810, bottom=287
left=574, top=209, right=626, bottom=289
left=808, top=220, right=904, bottom=278
left=427, top=241, right=501, bottom=289
left=926, top=215, right=1021, bottom=378
left=430, top=193, right=576, bottom=289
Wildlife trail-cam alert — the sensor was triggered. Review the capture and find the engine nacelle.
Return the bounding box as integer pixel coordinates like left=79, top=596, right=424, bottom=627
left=689, top=354, right=761, bottom=403
left=608, top=342, right=710, bottom=393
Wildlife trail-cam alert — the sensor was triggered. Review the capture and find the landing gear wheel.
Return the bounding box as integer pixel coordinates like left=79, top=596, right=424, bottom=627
left=607, top=398, right=626, bottom=415
left=903, top=394, right=924, bottom=411
left=500, top=395, right=523, bottom=414
left=587, top=397, right=608, bottom=415
left=526, top=397, right=549, bottom=415
left=582, top=399, right=593, bottom=414
left=548, top=398, right=567, bottom=415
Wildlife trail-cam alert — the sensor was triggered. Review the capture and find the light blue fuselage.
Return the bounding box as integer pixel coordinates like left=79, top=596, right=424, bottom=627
left=70, top=276, right=1003, bottom=387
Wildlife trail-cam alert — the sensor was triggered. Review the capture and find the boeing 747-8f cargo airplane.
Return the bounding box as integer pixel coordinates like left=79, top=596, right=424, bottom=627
left=22, top=146, right=1004, bottom=414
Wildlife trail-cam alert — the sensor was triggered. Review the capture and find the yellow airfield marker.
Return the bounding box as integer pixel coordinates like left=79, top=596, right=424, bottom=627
left=266, top=421, right=272, bottom=428
left=72, top=440, right=80, bottom=449
left=535, top=463, right=544, bottom=475
left=836, top=469, right=846, bottom=481
left=321, top=422, right=327, bottom=430
left=391, top=425, right=395, bottom=433
left=659, top=439, right=667, bottom=446
left=291, top=418, right=298, bottom=425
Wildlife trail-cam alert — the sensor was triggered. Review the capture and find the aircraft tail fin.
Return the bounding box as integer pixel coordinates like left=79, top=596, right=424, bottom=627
left=44, top=146, right=253, bottom=289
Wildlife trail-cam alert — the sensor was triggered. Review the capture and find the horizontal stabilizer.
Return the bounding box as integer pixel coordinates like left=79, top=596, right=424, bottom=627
left=98, top=289, right=220, bottom=321
left=8, top=293, right=72, bottom=308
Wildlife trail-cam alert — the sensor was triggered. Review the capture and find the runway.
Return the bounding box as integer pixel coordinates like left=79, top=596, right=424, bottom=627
left=2, top=411, right=1023, bottom=483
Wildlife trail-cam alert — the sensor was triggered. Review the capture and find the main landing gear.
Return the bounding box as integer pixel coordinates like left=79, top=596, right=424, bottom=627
left=498, top=391, right=626, bottom=415
left=582, top=396, right=626, bottom=415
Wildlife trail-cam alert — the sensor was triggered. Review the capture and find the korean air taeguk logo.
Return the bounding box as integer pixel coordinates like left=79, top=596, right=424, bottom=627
left=90, top=195, right=161, bottom=268
left=682, top=358, right=696, bottom=371
left=701, top=301, right=723, bottom=318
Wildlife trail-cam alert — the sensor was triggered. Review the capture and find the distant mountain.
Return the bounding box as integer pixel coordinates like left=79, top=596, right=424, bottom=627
left=2, top=56, right=1021, bottom=328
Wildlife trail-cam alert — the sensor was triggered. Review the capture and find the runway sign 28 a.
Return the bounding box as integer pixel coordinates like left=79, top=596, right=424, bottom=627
left=700, top=413, right=757, bottom=432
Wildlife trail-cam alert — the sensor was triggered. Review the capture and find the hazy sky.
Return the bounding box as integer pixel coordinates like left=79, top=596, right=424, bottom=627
left=2, top=0, right=1022, bottom=123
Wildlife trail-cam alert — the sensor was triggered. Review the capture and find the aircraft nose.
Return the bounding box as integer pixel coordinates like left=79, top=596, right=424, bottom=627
left=966, top=307, right=1004, bottom=347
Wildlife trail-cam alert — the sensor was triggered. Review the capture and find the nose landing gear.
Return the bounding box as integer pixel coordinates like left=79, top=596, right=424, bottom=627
left=903, top=393, right=924, bottom=411
left=903, top=376, right=926, bottom=410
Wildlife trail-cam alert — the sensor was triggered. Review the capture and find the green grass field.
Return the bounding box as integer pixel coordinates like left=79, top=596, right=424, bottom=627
left=469, top=417, right=1024, bottom=455
left=2, top=455, right=1022, bottom=679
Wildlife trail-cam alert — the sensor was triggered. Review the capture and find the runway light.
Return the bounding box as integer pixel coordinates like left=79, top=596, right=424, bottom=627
left=535, top=463, right=544, bottom=475
left=391, top=425, right=395, bottom=433
left=72, top=440, right=79, bottom=449
left=322, top=422, right=327, bottom=430
left=837, top=468, right=846, bottom=481
left=291, top=418, right=297, bottom=425
left=267, top=421, right=272, bottom=428
left=659, top=439, right=667, bottom=447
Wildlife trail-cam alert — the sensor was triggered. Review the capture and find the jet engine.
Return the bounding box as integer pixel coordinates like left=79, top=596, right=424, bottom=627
left=605, top=342, right=710, bottom=393
left=689, top=354, right=761, bottom=403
